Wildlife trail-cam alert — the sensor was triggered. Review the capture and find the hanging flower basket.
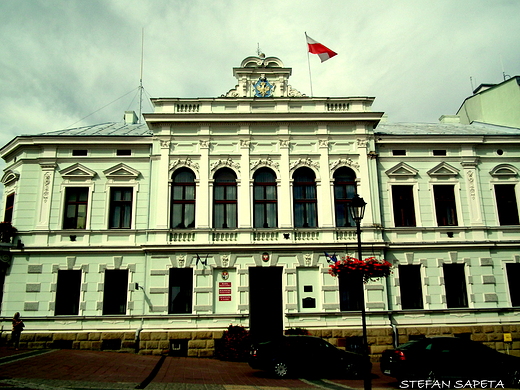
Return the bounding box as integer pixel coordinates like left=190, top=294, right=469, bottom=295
left=329, top=256, right=393, bottom=283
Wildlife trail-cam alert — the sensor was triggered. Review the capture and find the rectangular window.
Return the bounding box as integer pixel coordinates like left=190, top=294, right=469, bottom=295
left=4, top=193, right=15, bottom=223
left=339, top=273, right=363, bottom=311
left=433, top=150, right=447, bottom=156
left=398, top=265, right=423, bottom=309
left=169, top=268, right=193, bottom=314
left=495, top=185, right=520, bottom=225
left=506, top=263, right=520, bottom=306
left=63, top=187, right=89, bottom=229
left=55, top=270, right=82, bottom=315
left=102, top=269, right=128, bottom=315
left=72, top=149, right=88, bottom=156
left=392, top=150, right=406, bottom=156
left=392, top=186, right=416, bottom=227
left=434, top=185, right=458, bottom=226
left=116, top=149, right=132, bottom=156
left=109, top=187, right=133, bottom=229
left=443, top=264, right=468, bottom=308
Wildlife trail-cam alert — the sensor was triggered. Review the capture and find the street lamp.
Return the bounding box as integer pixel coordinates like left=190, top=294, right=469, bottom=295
left=349, top=194, right=371, bottom=390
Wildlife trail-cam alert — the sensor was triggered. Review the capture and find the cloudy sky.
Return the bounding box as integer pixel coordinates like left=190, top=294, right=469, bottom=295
left=1, top=0, right=519, bottom=152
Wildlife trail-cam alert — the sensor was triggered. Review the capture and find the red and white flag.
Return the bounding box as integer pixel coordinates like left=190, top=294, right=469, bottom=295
left=306, top=34, right=337, bottom=62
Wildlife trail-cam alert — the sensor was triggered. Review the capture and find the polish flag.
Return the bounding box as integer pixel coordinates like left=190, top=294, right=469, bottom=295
left=306, top=34, right=337, bottom=62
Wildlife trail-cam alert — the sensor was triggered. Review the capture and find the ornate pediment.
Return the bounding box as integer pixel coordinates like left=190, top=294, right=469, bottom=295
left=490, top=164, right=518, bottom=177
left=1, top=170, right=20, bottom=186
left=59, top=164, right=96, bottom=180
left=210, top=158, right=240, bottom=172
left=385, top=162, right=418, bottom=177
left=103, top=163, right=140, bottom=180
left=427, top=162, right=459, bottom=177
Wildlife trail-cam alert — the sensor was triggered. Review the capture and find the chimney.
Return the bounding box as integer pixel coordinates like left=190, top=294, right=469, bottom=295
left=124, top=111, right=139, bottom=124
left=439, top=115, right=460, bottom=124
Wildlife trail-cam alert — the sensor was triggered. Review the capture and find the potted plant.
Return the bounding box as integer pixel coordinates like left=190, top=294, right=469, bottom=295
left=0, top=222, right=17, bottom=244
left=328, top=256, right=393, bottom=283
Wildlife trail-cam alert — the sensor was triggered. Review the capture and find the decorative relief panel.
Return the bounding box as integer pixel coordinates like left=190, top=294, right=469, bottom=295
left=211, top=158, right=240, bottom=172
left=329, top=158, right=360, bottom=171
left=170, top=157, right=200, bottom=173
left=290, top=158, right=319, bottom=171
left=250, top=157, right=279, bottom=171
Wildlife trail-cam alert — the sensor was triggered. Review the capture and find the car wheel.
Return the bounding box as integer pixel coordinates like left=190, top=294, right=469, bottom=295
left=508, top=370, right=520, bottom=388
left=344, top=362, right=362, bottom=378
left=273, top=361, right=290, bottom=378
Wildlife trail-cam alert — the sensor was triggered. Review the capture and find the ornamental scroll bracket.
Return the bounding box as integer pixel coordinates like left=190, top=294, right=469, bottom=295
left=289, top=158, right=319, bottom=171
left=210, top=157, right=240, bottom=172
left=329, top=158, right=360, bottom=172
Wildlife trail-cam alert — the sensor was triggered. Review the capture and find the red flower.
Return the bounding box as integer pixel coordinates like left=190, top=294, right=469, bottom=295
left=329, top=256, right=392, bottom=283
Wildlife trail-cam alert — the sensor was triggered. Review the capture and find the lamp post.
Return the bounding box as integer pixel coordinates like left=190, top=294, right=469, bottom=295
left=349, top=194, right=371, bottom=390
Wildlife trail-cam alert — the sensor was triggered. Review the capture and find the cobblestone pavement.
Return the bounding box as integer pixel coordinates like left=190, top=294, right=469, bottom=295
left=0, top=347, right=397, bottom=390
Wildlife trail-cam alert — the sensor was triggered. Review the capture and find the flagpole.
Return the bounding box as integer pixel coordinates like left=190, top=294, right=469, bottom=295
left=305, top=32, right=314, bottom=97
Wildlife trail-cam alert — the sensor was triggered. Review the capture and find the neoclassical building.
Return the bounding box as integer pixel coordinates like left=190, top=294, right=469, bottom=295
left=1, top=55, right=519, bottom=358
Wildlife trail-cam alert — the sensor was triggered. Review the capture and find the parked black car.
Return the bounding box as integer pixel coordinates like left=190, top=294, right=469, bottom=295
left=381, top=337, right=520, bottom=385
left=249, top=335, right=370, bottom=379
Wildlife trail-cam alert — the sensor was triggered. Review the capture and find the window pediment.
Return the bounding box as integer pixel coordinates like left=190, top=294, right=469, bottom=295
left=59, top=164, right=96, bottom=180
left=385, top=162, right=418, bottom=177
left=103, top=163, right=140, bottom=180
left=1, top=170, right=20, bottom=186
left=490, top=164, right=518, bottom=177
left=427, top=162, right=459, bottom=177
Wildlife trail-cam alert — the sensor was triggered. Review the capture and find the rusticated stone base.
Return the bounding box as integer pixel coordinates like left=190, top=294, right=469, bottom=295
left=1, top=325, right=518, bottom=360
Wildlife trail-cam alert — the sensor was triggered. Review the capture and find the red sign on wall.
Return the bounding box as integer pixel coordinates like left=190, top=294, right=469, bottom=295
left=219, top=282, right=231, bottom=287
left=219, top=289, right=231, bottom=294
left=219, top=296, right=231, bottom=301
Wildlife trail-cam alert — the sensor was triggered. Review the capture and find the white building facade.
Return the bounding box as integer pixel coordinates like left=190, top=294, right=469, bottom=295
left=1, top=56, right=519, bottom=358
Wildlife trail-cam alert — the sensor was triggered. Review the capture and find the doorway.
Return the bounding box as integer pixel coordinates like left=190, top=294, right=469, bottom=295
left=249, top=267, right=283, bottom=342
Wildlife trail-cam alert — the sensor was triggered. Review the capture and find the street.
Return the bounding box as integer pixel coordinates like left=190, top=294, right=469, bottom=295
left=0, top=347, right=397, bottom=390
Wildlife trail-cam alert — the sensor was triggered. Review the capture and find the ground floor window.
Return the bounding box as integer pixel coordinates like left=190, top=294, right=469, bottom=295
left=102, top=269, right=128, bottom=315
left=169, top=268, right=193, bottom=314
left=506, top=263, right=520, bottom=306
left=339, top=273, right=363, bottom=311
left=443, top=264, right=468, bottom=308
left=55, top=270, right=82, bottom=315
left=398, top=265, right=423, bottom=309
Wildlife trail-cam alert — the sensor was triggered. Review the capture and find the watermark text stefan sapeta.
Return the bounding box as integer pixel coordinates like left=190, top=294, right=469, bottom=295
left=399, top=379, right=505, bottom=389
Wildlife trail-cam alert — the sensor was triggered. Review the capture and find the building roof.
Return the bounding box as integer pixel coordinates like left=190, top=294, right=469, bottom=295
left=375, top=121, right=520, bottom=136
left=35, top=121, right=151, bottom=137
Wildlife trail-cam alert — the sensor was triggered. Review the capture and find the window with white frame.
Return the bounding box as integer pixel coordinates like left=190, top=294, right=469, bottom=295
left=171, top=168, right=196, bottom=229
left=213, top=168, right=237, bottom=229
left=494, top=184, right=520, bottom=225
left=102, top=269, right=128, bottom=315
left=55, top=270, right=82, bottom=315
left=253, top=168, right=278, bottom=228
left=109, top=187, right=133, bottom=229
left=333, top=167, right=356, bottom=227
left=392, top=185, right=416, bottom=227
left=63, top=187, right=89, bottom=229
left=293, top=167, right=317, bottom=228
left=433, top=185, right=458, bottom=226
left=443, top=263, right=468, bottom=308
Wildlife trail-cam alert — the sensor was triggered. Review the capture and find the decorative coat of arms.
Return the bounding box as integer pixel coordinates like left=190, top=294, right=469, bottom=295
left=253, top=77, right=274, bottom=97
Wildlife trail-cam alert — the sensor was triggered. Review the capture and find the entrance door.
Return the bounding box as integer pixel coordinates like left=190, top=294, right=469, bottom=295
left=249, top=267, right=283, bottom=342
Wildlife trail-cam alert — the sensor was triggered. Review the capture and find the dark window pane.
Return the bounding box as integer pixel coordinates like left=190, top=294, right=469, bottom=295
left=293, top=167, right=317, bottom=228
left=103, top=270, right=128, bottom=315
left=4, top=193, right=15, bottom=223
left=169, top=268, right=193, bottom=314
left=170, top=169, right=196, bottom=229
left=506, top=263, right=520, bottom=307
left=213, top=168, right=237, bottom=228
left=434, top=185, right=458, bottom=226
left=333, top=167, right=356, bottom=227
left=392, top=186, right=416, bottom=227
left=253, top=168, right=278, bottom=228
left=339, top=273, right=363, bottom=311
left=443, top=264, right=468, bottom=308
left=495, top=185, right=520, bottom=225
left=55, top=270, right=82, bottom=315
left=399, top=265, right=423, bottom=309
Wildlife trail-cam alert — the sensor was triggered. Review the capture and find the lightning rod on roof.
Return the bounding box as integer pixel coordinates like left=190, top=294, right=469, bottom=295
left=138, top=27, right=145, bottom=124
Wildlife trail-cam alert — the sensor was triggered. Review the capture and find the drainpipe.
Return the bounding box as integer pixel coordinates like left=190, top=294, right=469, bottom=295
left=135, top=283, right=145, bottom=353
left=385, top=256, right=399, bottom=348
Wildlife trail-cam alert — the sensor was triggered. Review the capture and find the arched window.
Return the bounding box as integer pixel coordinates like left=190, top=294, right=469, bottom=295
left=213, top=168, right=237, bottom=228
left=170, top=168, right=196, bottom=228
left=333, top=167, right=356, bottom=227
left=253, top=168, right=278, bottom=228
left=293, top=167, right=317, bottom=228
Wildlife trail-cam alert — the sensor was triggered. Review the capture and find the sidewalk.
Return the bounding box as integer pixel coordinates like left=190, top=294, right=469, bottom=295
left=0, top=347, right=397, bottom=390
